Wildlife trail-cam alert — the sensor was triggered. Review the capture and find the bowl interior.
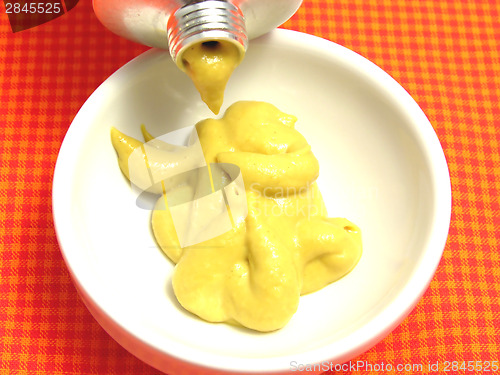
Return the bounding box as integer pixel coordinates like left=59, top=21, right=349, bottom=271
left=53, top=30, right=450, bottom=372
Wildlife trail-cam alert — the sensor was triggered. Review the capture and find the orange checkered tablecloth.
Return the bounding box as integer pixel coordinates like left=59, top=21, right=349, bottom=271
left=0, top=0, right=498, bottom=374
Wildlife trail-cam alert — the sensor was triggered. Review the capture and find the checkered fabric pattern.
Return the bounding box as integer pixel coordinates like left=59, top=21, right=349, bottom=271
left=0, top=0, right=498, bottom=374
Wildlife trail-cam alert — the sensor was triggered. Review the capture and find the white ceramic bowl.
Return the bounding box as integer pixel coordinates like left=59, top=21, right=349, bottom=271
left=52, top=29, right=451, bottom=374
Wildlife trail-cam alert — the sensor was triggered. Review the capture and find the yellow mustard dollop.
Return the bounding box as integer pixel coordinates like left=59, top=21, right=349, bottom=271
left=111, top=101, right=362, bottom=332
left=179, top=40, right=242, bottom=115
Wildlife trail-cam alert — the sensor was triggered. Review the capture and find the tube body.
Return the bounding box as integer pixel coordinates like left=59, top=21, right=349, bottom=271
left=93, top=0, right=303, bottom=58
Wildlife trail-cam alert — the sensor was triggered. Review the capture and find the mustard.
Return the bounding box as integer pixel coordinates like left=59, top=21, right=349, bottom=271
left=179, top=40, right=243, bottom=115
left=111, top=101, right=362, bottom=332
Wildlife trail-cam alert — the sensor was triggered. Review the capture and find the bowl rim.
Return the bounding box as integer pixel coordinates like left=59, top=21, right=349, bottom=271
left=52, top=28, right=452, bottom=373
